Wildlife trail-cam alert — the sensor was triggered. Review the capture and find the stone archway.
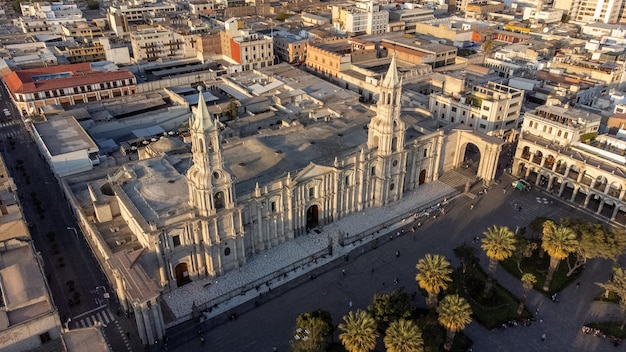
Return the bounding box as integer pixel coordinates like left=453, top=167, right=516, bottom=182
left=175, top=262, right=191, bottom=287
left=450, top=131, right=504, bottom=185
left=462, top=142, right=481, bottom=175
left=306, top=205, right=319, bottom=231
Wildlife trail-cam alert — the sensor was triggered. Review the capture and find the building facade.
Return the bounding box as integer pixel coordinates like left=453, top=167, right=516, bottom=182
left=429, top=81, right=524, bottom=139
left=332, top=0, right=389, bottom=35
left=4, top=63, right=137, bottom=116
left=512, top=104, right=626, bottom=224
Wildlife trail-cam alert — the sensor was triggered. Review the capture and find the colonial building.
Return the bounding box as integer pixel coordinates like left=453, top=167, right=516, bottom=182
left=65, top=55, right=503, bottom=345
left=3, top=63, right=137, bottom=116
left=429, top=81, right=524, bottom=140
left=512, top=104, right=626, bottom=224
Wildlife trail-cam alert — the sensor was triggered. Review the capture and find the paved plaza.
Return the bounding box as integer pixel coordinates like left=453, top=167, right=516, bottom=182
left=162, top=173, right=626, bottom=352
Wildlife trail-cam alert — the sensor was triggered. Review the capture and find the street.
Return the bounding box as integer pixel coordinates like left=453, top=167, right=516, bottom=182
left=0, top=83, right=143, bottom=352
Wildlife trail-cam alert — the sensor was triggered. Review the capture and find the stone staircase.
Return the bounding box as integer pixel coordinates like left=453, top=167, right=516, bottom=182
left=438, top=168, right=478, bottom=191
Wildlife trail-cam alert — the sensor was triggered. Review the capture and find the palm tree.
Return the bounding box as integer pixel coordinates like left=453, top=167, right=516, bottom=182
left=383, top=318, right=424, bottom=352
left=541, top=220, right=578, bottom=291
left=415, top=254, right=453, bottom=310
left=517, top=273, right=537, bottom=315
left=338, top=309, right=379, bottom=352
left=481, top=225, right=517, bottom=293
left=437, top=294, right=472, bottom=351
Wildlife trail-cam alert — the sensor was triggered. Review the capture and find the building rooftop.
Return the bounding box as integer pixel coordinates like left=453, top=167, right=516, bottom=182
left=3, top=62, right=134, bottom=94
left=33, top=116, right=98, bottom=156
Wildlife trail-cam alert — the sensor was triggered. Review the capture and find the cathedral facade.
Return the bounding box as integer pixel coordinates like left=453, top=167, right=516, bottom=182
left=75, top=55, right=503, bottom=344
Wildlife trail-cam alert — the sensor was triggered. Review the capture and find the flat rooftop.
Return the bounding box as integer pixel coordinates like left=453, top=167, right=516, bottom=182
left=34, top=116, right=98, bottom=156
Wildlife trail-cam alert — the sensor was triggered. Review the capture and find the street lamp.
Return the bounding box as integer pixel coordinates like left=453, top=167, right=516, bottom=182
left=67, top=227, right=78, bottom=240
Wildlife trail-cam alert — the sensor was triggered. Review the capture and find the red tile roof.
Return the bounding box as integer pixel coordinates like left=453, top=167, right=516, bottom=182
left=3, top=63, right=135, bottom=94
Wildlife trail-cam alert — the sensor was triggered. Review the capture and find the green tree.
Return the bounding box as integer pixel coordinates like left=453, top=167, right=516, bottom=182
left=481, top=225, right=516, bottom=294
left=541, top=220, right=578, bottom=291
left=383, top=319, right=424, bottom=352
left=276, top=12, right=288, bottom=21
left=87, top=0, right=100, bottom=9
left=453, top=242, right=478, bottom=274
left=338, top=309, right=379, bottom=352
left=561, top=219, right=626, bottom=277
left=511, top=235, right=538, bottom=274
left=290, top=310, right=333, bottom=352
left=517, top=273, right=537, bottom=315
left=437, top=294, right=472, bottom=351
left=482, top=39, right=493, bottom=63
left=367, top=291, right=413, bottom=332
left=415, top=254, right=453, bottom=310
left=596, top=266, right=626, bottom=329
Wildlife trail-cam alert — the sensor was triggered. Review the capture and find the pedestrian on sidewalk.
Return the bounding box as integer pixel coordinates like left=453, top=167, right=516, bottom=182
left=541, top=333, right=546, bottom=342
left=342, top=269, right=346, bottom=276
left=395, top=250, right=400, bottom=257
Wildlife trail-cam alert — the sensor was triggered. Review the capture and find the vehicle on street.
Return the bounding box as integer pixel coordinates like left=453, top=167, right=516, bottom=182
left=512, top=179, right=531, bottom=192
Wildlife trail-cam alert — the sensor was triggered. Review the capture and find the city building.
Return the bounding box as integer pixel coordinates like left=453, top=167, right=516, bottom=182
left=429, top=80, right=523, bottom=139
left=107, top=2, right=177, bottom=37
left=331, top=0, right=389, bottom=35
left=63, top=57, right=503, bottom=345
left=388, top=7, right=435, bottom=34
left=272, top=31, right=307, bottom=64
left=554, top=0, right=624, bottom=24
left=130, top=25, right=198, bottom=62
left=465, top=0, right=505, bottom=19
left=222, top=18, right=274, bottom=71
left=305, top=38, right=377, bottom=79
left=3, top=62, right=137, bottom=116
left=17, top=1, right=84, bottom=34
left=381, top=38, right=457, bottom=68
left=0, top=156, right=63, bottom=352
left=512, top=104, right=626, bottom=224
left=31, top=116, right=100, bottom=177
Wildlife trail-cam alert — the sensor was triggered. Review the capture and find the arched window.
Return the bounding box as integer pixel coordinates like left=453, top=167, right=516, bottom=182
left=214, top=191, right=225, bottom=210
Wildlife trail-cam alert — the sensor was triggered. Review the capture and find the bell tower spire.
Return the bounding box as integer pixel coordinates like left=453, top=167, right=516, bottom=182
left=187, top=86, right=236, bottom=217
left=367, top=52, right=405, bottom=156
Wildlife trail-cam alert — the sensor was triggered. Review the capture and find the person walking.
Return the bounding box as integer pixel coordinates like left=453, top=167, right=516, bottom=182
left=541, top=333, right=546, bottom=342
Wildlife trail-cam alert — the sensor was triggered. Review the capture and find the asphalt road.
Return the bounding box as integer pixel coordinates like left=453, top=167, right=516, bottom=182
left=167, top=175, right=618, bottom=352
left=0, top=84, right=144, bottom=352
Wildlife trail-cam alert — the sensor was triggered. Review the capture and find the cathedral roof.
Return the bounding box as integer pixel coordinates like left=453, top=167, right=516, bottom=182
left=192, top=86, right=216, bottom=132
left=381, top=52, right=401, bottom=89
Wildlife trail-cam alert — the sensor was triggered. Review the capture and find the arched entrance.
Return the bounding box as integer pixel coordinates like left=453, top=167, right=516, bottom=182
left=306, top=205, right=319, bottom=231
left=418, top=169, right=426, bottom=185
left=175, top=262, right=191, bottom=287
left=462, top=143, right=481, bottom=176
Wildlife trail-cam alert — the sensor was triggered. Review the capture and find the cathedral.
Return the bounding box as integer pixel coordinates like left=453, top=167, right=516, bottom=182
left=74, top=53, right=502, bottom=344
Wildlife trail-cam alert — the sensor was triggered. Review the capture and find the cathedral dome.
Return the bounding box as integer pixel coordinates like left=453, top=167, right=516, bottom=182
left=149, top=137, right=185, bottom=153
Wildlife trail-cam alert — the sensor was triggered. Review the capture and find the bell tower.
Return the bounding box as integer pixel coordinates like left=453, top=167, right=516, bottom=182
left=367, top=52, right=405, bottom=156
left=187, top=86, right=236, bottom=217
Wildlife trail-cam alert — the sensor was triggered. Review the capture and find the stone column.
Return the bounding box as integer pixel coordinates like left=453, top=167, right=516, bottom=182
left=612, top=205, right=620, bottom=221
left=583, top=192, right=591, bottom=207
left=570, top=185, right=579, bottom=202
left=155, top=239, right=167, bottom=287
left=558, top=181, right=566, bottom=197
left=151, top=302, right=163, bottom=340
left=113, top=269, right=127, bottom=312
left=596, top=200, right=605, bottom=215
left=142, top=304, right=155, bottom=344
left=134, top=305, right=148, bottom=345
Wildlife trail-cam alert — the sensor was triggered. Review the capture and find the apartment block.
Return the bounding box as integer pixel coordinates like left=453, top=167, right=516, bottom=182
left=130, top=25, right=198, bottom=62
left=331, top=0, right=389, bottom=35
left=429, top=80, right=523, bottom=138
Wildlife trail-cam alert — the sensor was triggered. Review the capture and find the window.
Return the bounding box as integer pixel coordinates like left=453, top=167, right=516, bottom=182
left=224, top=247, right=231, bottom=256
left=309, top=187, right=315, bottom=198
left=371, top=167, right=376, bottom=176
left=214, top=191, right=225, bottom=210
left=423, top=148, right=428, bottom=157
left=173, top=235, right=181, bottom=247
left=390, top=183, right=395, bottom=190
left=543, top=125, right=547, bottom=132
left=479, top=123, right=486, bottom=129
left=40, top=332, right=51, bottom=344
left=557, top=130, right=562, bottom=137
left=392, top=160, right=398, bottom=167
left=345, top=176, right=350, bottom=185
left=271, top=201, right=276, bottom=212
